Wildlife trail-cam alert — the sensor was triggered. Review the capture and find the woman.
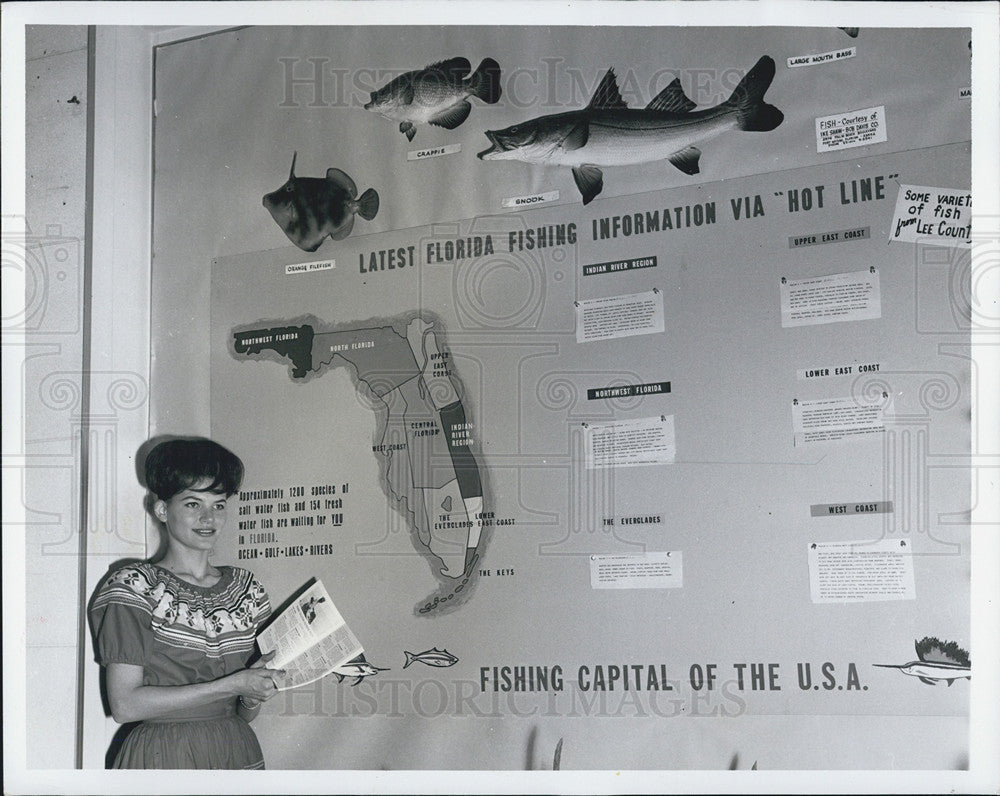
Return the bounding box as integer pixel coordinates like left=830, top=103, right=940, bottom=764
left=89, top=438, right=284, bottom=769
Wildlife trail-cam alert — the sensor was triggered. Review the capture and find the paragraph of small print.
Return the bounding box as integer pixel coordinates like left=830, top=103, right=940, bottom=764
left=792, top=395, right=888, bottom=446
left=590, top=552, right=682, bottom=590
left=576, top=289, right=664, bottom=343
left=780, top=269, right=881, bottom=328
left=584, top=415, right=676, bottom=469
left=808, top=539, right=915, bottom=603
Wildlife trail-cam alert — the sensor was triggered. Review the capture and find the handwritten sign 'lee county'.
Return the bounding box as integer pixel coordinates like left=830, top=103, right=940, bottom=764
left=890, top=185, right=971, bottom=245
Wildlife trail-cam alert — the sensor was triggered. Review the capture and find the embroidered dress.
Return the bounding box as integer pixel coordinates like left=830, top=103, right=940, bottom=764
left=90, top=562, right=271, bottom=769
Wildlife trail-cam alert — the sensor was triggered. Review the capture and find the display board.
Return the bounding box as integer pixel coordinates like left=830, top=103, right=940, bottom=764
left=159, top=23, right=973, bottom=770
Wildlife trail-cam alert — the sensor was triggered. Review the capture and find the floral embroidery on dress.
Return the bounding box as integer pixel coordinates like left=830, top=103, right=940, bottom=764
left=103, top=563, right=269, bottom=655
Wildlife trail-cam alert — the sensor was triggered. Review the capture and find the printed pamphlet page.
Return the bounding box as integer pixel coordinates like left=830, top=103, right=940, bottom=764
left=257, top=579, right=364, bottom=690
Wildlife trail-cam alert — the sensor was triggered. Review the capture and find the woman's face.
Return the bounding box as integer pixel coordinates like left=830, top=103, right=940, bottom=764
left=154, top=478, right=230, bottom=555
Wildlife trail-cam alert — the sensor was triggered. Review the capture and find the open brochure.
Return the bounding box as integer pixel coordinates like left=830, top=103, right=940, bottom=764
left=256, top=579, right=364, bottom=690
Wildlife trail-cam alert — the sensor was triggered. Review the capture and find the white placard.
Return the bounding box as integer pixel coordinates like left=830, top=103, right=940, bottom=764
left=584, top=415, right=675, bottom=469
left=787, top=47, right=856, bottom=68
left=501, top=190, right=560, bottom=209
left=780, top=269, right=881, bottom=327
left=590, top=552, right=682, bottom=590
left=808, top=539, right=916, bottom=603
left=889, top=184, right=971, bottom=245
left=815, top=105, right=887, bottom=152
left=407, top=143, right=462, bottom=161
left=792, top=394, right=888, bottom=446
left=285, top=259, right=335, bottom=275
left=576, top=289, right=665, bottom=343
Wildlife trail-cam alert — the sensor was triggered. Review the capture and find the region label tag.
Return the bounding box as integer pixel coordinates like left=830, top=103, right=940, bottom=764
left=959, top=86, right=971, bottom=99
left=788, top=227, right=869, bottom=248
left=889, top=184, right=971, bottom=245
left=815, top=105, right=887, bottom=152
left=587, top=381, right=670, bottom=400
left=407, top=143, right=462, bottom=161
left=501, top=190, right=559, bottom=209
left=787, top=46, right=856, bottom=68
left=811, top=501, right=894, bottom=517
left=590, top=552, right=682, bottom=590
left=285, top=259, right=335, bottom=275
left=796, top=362, right=881, bottom=380
left=583, top=256, right=657, bottom=276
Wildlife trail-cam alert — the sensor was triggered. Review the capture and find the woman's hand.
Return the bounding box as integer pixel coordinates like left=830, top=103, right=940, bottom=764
left=106, top=657, right=283, bottom=724
left=228, top=652, right=285, bottom=702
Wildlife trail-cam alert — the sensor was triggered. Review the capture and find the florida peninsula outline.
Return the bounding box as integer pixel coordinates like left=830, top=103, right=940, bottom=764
left=232, top=315, right=486, bottom=612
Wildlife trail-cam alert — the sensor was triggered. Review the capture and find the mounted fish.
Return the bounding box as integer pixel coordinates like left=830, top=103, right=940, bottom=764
left=478, top=56, right=783, bottom=205
left=262, top=152, right=379, bottom=251
left=364, top=57, right=502, bottom=141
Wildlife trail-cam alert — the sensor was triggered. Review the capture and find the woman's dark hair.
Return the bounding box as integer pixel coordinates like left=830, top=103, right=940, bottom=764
left=144, top=438, right=244, bottom=499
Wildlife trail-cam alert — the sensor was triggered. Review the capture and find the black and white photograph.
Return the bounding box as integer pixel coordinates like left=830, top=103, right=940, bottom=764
left=3, top=1, right=998, bottom=793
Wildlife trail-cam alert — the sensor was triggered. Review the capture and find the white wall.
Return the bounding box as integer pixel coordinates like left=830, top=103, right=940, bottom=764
left=24, top=24, right=90, bottom=770
left=21, top=24, right=156, bottom=771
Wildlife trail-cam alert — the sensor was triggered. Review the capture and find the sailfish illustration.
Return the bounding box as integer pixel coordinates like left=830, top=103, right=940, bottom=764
left=874, top=637, right=971, bottom=686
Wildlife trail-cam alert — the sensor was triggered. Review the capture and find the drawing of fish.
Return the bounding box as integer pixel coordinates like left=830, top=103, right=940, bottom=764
left=839, top=27, right=860, bottom=38
left=364, top=57, right=502, bottom=141
left=262, top=152, right=379, bottom=251
left=478, top=56, right=783, bottom=205
left=874, top=637, right=971, bottom=686
left=403, top=647, right=459, bottom=669
left=332, top=654, right=389, bottom=686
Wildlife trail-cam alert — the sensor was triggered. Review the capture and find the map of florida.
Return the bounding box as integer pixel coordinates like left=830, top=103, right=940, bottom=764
left=233, top=317, right=485, bottom=583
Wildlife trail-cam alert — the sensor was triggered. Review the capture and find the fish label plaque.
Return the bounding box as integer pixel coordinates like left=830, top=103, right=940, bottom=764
left=787, top=47, right=856, bottom=68
left=501, top=190, right=560, bottom=209
left=815, top=105, right=887, bottom=152
left=284, top=259, right=336, bottom=275
left=407, top=143, right=462, bottom=161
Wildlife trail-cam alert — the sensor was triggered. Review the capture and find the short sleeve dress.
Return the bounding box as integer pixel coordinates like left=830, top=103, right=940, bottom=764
left=89, top=562, right=272, bottom=769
